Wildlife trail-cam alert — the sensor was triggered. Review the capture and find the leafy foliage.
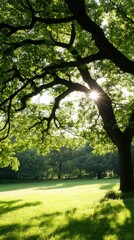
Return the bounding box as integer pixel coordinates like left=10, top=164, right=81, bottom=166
left=0, top=0, right=133, bottom=190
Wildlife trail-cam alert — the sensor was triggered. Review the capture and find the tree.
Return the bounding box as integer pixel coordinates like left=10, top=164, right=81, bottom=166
left=84, top=153, right=106, bottom=179
left=104, top=151, right=119, bottom=177
left=71, top=143, right=93, bottom=178
left=16, top=149, right=49, bottom=179
left=48, top=146, right=74, bottom=179
left=48, top=149, right=64, bottom=179
left=0, top=0, right=133, bottom=191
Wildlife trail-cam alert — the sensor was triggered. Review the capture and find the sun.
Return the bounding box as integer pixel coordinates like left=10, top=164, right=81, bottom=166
left=90, top=91, right=99, bottom=101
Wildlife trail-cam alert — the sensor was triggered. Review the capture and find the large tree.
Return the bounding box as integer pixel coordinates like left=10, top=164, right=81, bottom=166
left=0, top=0, right=133, bottom=191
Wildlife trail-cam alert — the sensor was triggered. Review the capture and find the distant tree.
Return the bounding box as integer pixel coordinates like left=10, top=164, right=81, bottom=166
left=104, top=152, right=119, bottom=177
left=62, top=159, right=76, bottom=178
left=83, top=153, right=105, bottom=179
left=48, top=147, right=73, bottom=179
left=16, top=149, right=48, bottom=179
left=48, top=150, right=63, bottom=179
left=71, top=143, right=93, bottom=178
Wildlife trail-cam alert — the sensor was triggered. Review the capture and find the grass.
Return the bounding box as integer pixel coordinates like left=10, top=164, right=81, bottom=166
left=0, top=178, right=134, bottom=240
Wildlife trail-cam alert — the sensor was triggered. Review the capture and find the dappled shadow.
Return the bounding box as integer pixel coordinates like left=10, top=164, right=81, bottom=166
left=0, top=199, right=41, bottom=216
left=122, top=197, right=134, bottom=239
left=36, top=201, right=133, bottom=240
left=0, top=199, right=41, bottom=239
left=38, top=211, right=62, bottom=228
left=47, top=203, right=126, bottom=239
left=36, top=208, right=77, bottom=230
left=0, top=222, right=39, bottom=240
left=0, top=181, right=44, bottom=192
left=25, top=235, right=41, bottom=240
left=0, top=223, right=21, bottom=240
left=0, top=197, right=133, bottom=239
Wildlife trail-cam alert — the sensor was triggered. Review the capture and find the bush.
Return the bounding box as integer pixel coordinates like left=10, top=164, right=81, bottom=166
left=101, top=190, right=134, bottom=202
left=104, top=190, right=121, bottom=200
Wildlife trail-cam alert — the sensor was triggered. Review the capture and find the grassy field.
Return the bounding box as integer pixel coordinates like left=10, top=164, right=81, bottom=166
left=0, top=178, right=134, bottom=240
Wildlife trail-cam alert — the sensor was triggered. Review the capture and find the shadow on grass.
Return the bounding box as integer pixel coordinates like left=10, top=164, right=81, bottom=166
left=0, top=197, right=134, bottom=240
left=46, top=201, right=134, bottom=240
left=99, top=182, right=118, bottom=190
left=0, top=178, right=119, bottom=192
left=0, top=223, right=21, bottom=240
left=0, top=222, right=40, bottom=240
left=0, top=199, right=41, bottom=216
left=36, top=178, right=118, bottom=191
left=122, top=198, right=134, bottom=239
left=0, top=199, right=41, bottom=240
left=25, top=194, right=133, bottom=240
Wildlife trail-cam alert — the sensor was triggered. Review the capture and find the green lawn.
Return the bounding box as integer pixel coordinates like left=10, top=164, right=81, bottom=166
left=0, top=178, right=134, bottom=240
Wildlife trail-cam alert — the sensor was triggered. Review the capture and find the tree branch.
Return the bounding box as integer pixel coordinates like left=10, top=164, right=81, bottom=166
left=4, top=39, right=48, bottom=55
left=41, top=51, right=104, bottom=72
left=0, top=16, right=74, bottom=36
left=0, top=99, right=12, bottom=141
left=65, top=0, right=134, bottom=74
left=30, top=75, right=89, bottom=132
left=49, top=22, right=76, bottom=49
left=0, top=81, right=28, bottom=108
left=16, top=73, right=89, bottom=111
left=15, top=79, right=58, bottom=111
left=68, top=23, right=76, bottom=47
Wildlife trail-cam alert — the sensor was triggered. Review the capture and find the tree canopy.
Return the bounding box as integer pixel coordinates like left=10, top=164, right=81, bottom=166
left=0, top=0, right=134, bottom=191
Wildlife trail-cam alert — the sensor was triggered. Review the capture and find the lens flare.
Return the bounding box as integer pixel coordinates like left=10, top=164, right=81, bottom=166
left=90, top=91, right=99, bottom=101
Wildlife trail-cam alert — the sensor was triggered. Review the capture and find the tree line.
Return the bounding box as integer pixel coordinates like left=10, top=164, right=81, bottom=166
left=1, top=143, right=134, bottom=181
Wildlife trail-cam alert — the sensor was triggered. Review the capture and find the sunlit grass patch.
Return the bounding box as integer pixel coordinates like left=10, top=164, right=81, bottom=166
left=0, top=178, right=134, bottom=239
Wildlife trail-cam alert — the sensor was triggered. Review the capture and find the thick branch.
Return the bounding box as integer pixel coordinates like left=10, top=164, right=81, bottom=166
left=65, top=0, right=134, bottom=74
left=42, top=51, right=104, bottom=72
left=0, top=16, right=74, bottom=36
left=53, top=74, right=89, bottom=93
left=35, top=16, right=74, bottom=24
left=16, top=74, right=89, bottom=111
left=0, top=99, right=12, bottom=141
left=4, top=39, right=48, bottom=55
left=49, top=22, right=76, bottom=49
left=68, top=23, right=76, bottom=47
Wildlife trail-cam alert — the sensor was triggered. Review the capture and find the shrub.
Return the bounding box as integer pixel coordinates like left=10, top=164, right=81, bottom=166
left=101, top=190, right=134, bottom=202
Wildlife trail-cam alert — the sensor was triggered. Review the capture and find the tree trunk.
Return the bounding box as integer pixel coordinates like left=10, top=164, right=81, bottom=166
left=51, top=166, right=54, bottom=179
left=57, top=162, right=62, bottom=180
left=117, top=141, right=133, bottom=192
left=96, top=171, right=102, bottom=179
